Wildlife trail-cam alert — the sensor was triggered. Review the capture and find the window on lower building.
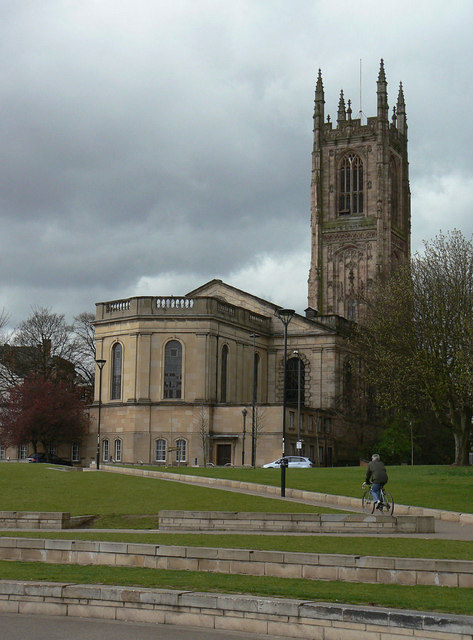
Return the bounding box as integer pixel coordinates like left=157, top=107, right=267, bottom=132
left=308, top=416, right=314, bottom=432
left=289, top=411, right=295, bottom=430
left=102, top=439, right=109, bottom=462
left=49, top=443, right=57, bottom=456
left=72, top=442, right=80, bottom=462
left=0, top=445, right=5, bottom=460
left=19, top=444, right=27, bottom=459
left=155, top=439, right=166, bottom=462
left=164, top=340, right=182, bottom=399
left=176, top=438, right=187, bottom=462
left=114, top=439, right=122, bottom=463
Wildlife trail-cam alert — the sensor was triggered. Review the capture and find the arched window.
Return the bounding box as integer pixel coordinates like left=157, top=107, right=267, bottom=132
left=176, top=438, right=187, bottom=463
left=111, top=343, right=123, bottom=400
left=220, top=345, right=228, bottom=402
left=347, top=298, right=357, bottom=321
left=155, top=438, right=166, bottom=462
left=390, top=156, right=399, bottom=228
left=102, top=439, right=109, bottom=462
left=253, top=352, right=259, bottom=403
left=164, top=340, right=182, bottom=399
left=339, top=153, right=363, bottom=215
left=285, top=357, right=305, bottom=405
left=114, top=438, right=122, bottom=463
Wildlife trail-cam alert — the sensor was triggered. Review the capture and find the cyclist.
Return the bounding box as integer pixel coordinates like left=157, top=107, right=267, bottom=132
left=364, top=453, right=388, bottom=509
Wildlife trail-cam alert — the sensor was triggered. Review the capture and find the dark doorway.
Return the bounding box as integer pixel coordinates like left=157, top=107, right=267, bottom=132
left=216, top=444, right=232, bottom=466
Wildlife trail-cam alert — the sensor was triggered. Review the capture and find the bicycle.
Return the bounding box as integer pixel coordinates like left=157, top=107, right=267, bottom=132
left=362, top=483, right=394, bottom=515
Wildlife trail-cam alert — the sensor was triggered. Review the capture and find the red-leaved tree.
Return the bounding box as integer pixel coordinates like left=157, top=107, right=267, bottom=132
left=0, top=375, right=88, bottom=453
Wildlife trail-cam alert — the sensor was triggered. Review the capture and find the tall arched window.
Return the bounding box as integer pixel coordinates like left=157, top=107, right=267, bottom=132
left=164, top=340, right=182, bottom=398
left=339, top=153, right=363, bottom=215
left=220, top=345, right=228, bottom=402
left=111, top=343, right=122, bottom=400
left=389, top=156, right=399, bottom=228
left=155, top=438, right=166, bottom=462
left=176, top=438, right=187, bottom=462
left=114, top=438, right=122, bottom=462
left=285, top=357, right=305, bottom=405
left=253, top=352, right=260, bottom=403
left=102, top=439, right=109, bottom=462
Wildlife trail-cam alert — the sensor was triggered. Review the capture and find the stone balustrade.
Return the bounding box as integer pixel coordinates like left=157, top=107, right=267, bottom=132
left=0, top=580, right=471, bottom=639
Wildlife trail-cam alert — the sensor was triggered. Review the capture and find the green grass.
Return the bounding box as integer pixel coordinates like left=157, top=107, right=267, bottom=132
left=2, top=530, right=473, bottom=560
left=0, top=464, right=339, bottom=519
left=133, top=464, right=473, bottom=513
left=1, top=560, right=471, bottom=616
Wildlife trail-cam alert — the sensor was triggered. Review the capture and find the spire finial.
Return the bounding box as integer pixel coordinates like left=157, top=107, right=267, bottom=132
left=378, top=58, right=386, bottom=83
left=337, top=90, right=346, bottom=124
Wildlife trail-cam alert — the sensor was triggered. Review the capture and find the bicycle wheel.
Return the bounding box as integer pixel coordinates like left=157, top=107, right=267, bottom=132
left=362, top=489, right=375, bottom=513
left=382, top=491, right=394, bottom=516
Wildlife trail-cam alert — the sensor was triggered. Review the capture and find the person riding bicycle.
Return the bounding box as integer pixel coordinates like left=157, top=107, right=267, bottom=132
left=364, top=453, right=388, bottom=509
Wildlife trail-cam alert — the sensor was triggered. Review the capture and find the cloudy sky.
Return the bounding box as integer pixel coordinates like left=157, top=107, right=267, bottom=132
left=1, top=0, right=473, bottom=328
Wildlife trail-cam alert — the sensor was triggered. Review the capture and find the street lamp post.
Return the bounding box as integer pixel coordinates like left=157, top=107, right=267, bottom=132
left=293, top=350, right=302, bottom=452
left=250, top=333, right=259, bottom=467
left=276, top=308, right=295, bottom=497
left=241, top=408, right=248, bottom=466
left=95, top=359, right=106, bottom=470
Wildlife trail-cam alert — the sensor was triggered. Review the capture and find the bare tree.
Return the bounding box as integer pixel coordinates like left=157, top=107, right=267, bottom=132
left=73, top=312, right=96, bottom=385
left=194, top=404, right=209, bottom=466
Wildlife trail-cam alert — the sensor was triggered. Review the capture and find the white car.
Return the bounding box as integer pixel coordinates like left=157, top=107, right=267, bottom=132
left=263, top=456, right=314, bottom=468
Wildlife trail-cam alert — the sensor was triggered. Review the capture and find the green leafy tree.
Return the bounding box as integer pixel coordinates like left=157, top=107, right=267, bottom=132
left=352, top=230, right=473, bottom=465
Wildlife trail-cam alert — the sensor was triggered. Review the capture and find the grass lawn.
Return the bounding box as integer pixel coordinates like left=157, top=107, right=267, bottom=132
left=0, top=464, right=339, bottom=520
left=0, top=560, right=471, bottom=616
left=2, top=530, right=473, bottom=560
left=133, top=464, right=473, bottom=514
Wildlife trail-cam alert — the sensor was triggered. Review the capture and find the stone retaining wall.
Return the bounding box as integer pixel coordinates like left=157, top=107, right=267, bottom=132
left=1, top=537, right=472, bottom=588
left=0, top=512, right=93, bottom=530
left=101, top=465, right=473, bottom=526
left=159, top=511, right=435, bottom=533
left=0, top=580, right=471, bottom=639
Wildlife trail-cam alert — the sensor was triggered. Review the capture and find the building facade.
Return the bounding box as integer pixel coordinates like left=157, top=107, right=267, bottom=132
left=88, top=61, right=409, bottom=467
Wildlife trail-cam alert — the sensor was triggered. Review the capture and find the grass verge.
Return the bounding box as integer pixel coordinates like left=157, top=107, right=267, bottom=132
left=1, top=531, right=473, bottom=560
left=0, top=560, right=471, bottom=616
left=129, top=464, right=473, bottom=513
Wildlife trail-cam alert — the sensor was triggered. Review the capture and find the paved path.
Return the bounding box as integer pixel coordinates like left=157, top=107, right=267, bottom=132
left=0, top=613, right=294, bottom=640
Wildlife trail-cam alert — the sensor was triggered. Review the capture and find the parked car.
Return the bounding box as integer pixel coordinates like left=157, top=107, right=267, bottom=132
left=27, top=453, right=72, bottom=466
left=263, top=456, right=314, bottom=468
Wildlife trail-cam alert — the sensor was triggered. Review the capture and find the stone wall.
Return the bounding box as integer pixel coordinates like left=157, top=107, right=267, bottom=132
left=0, top=580, right=471, bottom=639
left=159, top=511, right=435, bottom=534
left=1, top=537, right=472, bottom=588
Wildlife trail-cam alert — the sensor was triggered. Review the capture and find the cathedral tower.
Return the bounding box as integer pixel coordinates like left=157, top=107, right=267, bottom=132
left=307, top=60, right=410, bottom=319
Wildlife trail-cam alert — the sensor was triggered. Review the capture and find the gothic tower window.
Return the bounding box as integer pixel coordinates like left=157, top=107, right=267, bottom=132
left=111, top=343, right=122, bottom=400
left=339, top=153, right=363, bottom=215
left=220, top=345, right=228, bottom=402
left=164, top=340, right=182, bottom=399
left=389, top=156, right=399, bottom=228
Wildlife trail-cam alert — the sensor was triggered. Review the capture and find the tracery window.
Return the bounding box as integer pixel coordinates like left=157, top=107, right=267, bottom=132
left=164, top=340, right=182, bottom=399
left=339, top=153, right=363, bottom=215
left=389, top=156, right=399, bottom=228
left=111, top=343, right=123, bottom=400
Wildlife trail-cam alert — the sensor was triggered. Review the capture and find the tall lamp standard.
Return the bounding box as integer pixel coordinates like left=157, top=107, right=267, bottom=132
left=241, top=408, right=248, bottom=466
left=250, top=333, right=259, bottom=467
left=276, top=308, right=295, bottom=497
left=95, top=359, right=106, bottom=470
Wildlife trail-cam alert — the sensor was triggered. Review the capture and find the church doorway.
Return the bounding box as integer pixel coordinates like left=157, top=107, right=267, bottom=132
left=216, top=444, right=232, bottom=466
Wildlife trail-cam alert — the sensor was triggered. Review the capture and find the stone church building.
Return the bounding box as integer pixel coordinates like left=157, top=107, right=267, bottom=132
left=89, top=60, right=410, bottom=468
